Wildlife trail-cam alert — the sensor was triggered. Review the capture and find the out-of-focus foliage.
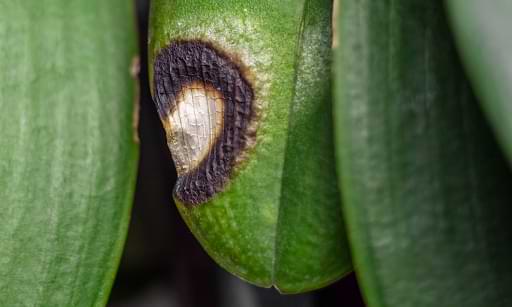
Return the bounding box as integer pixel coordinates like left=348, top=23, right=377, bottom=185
left=0, top=2, right=138, bottom=306
left=334, top=1, right=512, bottom=306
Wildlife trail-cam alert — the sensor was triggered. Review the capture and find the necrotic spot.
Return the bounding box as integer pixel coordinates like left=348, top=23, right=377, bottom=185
left=153, top=41, right=254, bottom=205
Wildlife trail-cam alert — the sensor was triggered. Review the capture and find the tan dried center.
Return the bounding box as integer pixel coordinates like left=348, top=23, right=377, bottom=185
left=165, top=82, right=224, bottom=175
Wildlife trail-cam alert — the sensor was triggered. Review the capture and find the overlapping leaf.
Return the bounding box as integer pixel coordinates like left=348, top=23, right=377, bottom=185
left=149, top=0, right=350, bottom=293
left=447, top=0, right=512, bottom=165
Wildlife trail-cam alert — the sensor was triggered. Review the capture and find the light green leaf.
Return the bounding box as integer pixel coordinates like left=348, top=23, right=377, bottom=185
left=0, top=2, right=138, bottom=306
left=447, top=0, right=512, bottom=165
left=149, top=0, right=350, bottom=293
left=334, top=1, right=512, bottom=306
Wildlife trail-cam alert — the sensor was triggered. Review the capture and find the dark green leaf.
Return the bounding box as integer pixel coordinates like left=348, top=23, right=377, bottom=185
left=0, top=2, right=138, bottom=306
left=334, top=1, right=512, bottom=306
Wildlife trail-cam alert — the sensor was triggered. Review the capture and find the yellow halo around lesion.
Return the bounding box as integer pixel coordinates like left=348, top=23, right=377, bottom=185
left=164, top=81, right=225, bottom=175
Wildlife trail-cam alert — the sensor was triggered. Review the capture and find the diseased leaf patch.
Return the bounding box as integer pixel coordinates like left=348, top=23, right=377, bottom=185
left=153, top=41, right=256, bottom=205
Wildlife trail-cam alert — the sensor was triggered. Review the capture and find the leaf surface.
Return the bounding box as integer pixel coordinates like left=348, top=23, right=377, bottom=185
left=149, top=0, right=350, bottom=293
left=0, top=2, right=138, bottom=306
left=334, top=1, right=512, bottom=306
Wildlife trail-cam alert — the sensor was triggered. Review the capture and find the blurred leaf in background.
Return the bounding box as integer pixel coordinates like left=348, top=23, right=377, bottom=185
left=447, top=0, right=512, bottom=165
left=334, top=1, right=512, bottom=306
left=0, top=1, right=138, bottom=306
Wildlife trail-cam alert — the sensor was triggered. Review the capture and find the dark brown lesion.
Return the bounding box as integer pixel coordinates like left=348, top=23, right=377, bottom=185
left=153, top=40, right=255, bottom=205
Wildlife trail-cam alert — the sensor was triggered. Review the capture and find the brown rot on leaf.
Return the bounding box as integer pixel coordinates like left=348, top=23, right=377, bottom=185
left=153, top=41, right=256, bottom=205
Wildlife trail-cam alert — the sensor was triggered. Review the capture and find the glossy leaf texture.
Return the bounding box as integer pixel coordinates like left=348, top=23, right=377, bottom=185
left=334, top=1, right=512, bottom=306
left=0, top=2, right=138, bottom=306
left=149, top=0, right=351, bottom=293
left=447, top=0, right=512, bottom=165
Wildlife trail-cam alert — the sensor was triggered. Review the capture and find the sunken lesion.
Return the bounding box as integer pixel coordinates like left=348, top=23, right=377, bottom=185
left=153, top=40, right=256, bottom=205
left=165, top=81, right=224, bottom=175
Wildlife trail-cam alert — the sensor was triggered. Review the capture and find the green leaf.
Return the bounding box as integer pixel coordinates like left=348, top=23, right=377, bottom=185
left=0, top=2, right=138, bottom=306
left=149, top=0, right=351, bottom=293
left=334, top=1, right=512, bottom=306
left=447, top=0, right=512, bottom=165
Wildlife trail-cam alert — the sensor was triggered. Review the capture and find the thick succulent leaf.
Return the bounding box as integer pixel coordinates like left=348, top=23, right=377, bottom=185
left=334, top=1, right=512, bottom=306
left=149, top=0, right=350, bottom=293
left=0, top=2, right=138, bottom=306
left=447, top=0, right=512, bottom=165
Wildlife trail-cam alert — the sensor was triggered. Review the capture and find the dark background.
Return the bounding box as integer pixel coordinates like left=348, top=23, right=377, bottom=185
left=108, top=1, right=366, bottom=306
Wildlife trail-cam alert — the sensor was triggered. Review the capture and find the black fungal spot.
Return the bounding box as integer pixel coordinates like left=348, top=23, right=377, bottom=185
left=153, top=41, right=255, bottom=206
